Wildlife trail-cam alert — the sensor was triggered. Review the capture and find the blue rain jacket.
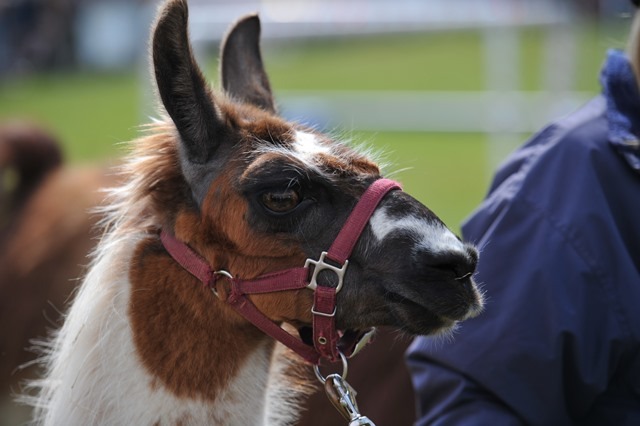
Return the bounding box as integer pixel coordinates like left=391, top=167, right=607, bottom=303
left=406, top=50, right=640, bottom=425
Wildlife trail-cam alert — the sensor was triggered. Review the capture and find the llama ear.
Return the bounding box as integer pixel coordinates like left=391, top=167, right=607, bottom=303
left=152, top=0, right=226, bottom=164
left=220, top=15, right=276, bottom=113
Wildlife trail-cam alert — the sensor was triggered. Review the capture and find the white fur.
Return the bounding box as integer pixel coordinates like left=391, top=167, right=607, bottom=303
left=369, top=206, right=465, bottom=255
left=263, top=340, right=316, bottom=425
left=252, top=129, right=385, bottom=183
left=293, top=131, right=331, bottom=161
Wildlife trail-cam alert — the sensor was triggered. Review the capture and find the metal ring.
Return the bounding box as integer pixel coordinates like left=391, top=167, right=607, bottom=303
left=213, top=270, right=233, bottom=279
left=313, top=350, right=348, bottom=384
left=211, top=270, right=233, bottom=298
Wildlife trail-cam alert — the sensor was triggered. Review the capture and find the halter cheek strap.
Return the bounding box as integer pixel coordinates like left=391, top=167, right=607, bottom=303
left=160, top=178, right=401, bottom=365
left=310, top=178, right=403, bottom=361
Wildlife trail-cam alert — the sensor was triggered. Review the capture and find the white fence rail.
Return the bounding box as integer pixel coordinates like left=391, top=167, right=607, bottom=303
left=277, top=90, right=591, bottom=134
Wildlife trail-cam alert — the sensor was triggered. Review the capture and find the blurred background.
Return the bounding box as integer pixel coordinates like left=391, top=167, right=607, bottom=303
left=0, top=0, right=634, bottom=228
left=0, top=0, right=635, bottom=424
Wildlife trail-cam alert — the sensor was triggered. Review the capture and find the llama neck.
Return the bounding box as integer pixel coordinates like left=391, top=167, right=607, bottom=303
left=33, top=233, right=309, bottom=425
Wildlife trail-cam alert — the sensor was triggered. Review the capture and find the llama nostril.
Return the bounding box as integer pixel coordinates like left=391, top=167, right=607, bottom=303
left=428, top=248, right=477, bottom=281
left=451, top=261, right=475, bottom=281
left=454, top=271, right=473, bottom=281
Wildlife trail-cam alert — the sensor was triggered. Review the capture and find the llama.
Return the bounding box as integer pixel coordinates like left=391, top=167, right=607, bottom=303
left=27, top=1, right=483, bottom=424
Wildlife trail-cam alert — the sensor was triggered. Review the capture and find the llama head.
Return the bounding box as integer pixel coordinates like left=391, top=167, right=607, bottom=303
left=150, top=0, right=483, bottom=345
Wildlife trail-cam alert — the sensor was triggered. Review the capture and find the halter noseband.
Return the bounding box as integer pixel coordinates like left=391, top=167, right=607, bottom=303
left=160, top=178, right=401, bottom=365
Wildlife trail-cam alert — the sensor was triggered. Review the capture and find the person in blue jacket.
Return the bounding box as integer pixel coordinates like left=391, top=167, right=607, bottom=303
left=406, top=5, right=640, bottom=426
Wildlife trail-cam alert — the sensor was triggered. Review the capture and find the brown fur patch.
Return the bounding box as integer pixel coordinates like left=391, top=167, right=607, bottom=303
left=129, top=237, right=269, bottom=401
left=316, top=151, right=379, bottom=179
left=218, top=98, right=293, bottom=146
left=129, top=235, right=314, bottom=401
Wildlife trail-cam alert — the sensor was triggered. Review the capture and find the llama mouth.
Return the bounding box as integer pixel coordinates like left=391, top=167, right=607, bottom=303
left=296, top=326, right=375, bottom=355
left=297, top=326, right=314, bottom=346
left=385, top=291, right=461, bottom=335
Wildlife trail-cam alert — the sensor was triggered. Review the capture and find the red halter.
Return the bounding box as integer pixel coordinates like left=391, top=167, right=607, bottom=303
left=160, top=178, right=401, bottom=364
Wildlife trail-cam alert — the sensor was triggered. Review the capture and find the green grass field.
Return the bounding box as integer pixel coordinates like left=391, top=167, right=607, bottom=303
left=0, top=22, right=628, bottom=231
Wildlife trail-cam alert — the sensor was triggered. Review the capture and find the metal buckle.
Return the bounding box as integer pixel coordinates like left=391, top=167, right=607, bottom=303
left=311, top=305, right=337, bottom=318
left=305, top=251, right=348, bottom=293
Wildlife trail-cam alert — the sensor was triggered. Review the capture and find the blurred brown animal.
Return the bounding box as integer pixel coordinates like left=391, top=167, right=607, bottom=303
left=0, top=122, right=117, bottom=424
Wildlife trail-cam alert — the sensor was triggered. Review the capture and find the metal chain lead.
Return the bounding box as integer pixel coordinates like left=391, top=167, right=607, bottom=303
left=324, top=374, right=376, bottom=426
left=315, top=352, right=376, bottom=426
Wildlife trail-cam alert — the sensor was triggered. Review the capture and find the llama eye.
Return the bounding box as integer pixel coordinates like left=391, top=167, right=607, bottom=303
left=260, top=189, right=301, bottom=213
